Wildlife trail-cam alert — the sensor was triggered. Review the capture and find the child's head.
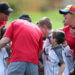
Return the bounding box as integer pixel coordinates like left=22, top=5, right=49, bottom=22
left=50, top=30, right=65, bottom=45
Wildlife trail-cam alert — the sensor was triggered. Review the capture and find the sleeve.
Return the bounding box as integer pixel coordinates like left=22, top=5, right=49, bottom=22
left=2, top=48, right=8, bottom=59
left=3, top=21, right=15, bottom=40
left=43, top=38, right=51, bottom=48
left=63, top=26, right=69, bottom=33
left=64, top=45, right=73, bottom=57
left=39, top=33, right=43, bottom=51
left=54, top=48, right=64, bottom=64
left=62, top=27, right=66, bottom=32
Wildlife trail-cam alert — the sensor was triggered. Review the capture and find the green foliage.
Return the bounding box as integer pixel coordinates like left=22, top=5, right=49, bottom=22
left=7, top=10, right=64, bottom=30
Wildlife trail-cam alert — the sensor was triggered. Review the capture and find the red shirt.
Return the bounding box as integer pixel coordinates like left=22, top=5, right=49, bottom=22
left=4, top=19, right=43, bottom=65
left=63, top=26, right=75, bottom=56
left=0, top=21, right=6, bottom=27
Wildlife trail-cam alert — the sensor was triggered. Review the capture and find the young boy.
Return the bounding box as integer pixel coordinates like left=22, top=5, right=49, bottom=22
left=0, top=27, right=10, bottom=75
left=43, top=30, right=67, bottom=75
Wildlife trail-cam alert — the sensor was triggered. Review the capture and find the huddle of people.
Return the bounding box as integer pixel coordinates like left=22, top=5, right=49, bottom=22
left=0, top=1, right=75, bottom=75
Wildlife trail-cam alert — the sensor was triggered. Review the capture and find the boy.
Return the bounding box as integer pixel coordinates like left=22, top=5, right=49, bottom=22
left=43, top=30, right=67, bottom=75
left=0, top=26, right=11, bottom=75
left=0, top=27, right=9, bottom=75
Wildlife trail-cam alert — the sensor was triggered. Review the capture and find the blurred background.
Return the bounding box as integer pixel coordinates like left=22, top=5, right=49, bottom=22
left=0, top=0, right=75, bottom=29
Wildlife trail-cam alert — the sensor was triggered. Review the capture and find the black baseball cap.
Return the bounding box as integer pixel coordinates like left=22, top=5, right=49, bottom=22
left=19, top=14, right=32, bottom=22
left=0, top=2, right=13, bottom=15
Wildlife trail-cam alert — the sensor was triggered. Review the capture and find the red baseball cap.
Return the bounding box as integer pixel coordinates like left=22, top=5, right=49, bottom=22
left=59, top=5, right=75, bottom=14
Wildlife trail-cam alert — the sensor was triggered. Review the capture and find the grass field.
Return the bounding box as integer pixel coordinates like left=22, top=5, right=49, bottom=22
left=7, top=10, right=64, bottom=30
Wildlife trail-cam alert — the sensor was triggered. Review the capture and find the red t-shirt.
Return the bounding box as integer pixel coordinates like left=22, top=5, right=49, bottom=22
left=63, top=26, right=75, bottom=56
left=0, top=21, right=6, bottom=27
left=4, top=19, right=43, bottom=65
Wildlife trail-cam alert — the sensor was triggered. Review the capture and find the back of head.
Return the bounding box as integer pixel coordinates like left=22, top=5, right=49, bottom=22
left=52, top=30, right=65, bottom=44
left=19, top=14, right=32, bottom=22
left=37, top=17, right=52, bottom=30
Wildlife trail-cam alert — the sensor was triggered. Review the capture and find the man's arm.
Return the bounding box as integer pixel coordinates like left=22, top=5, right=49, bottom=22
left=0, top=37, right=11, bottom=49
left=39, top=49, right=44, bottom=58
left=58, top=63, right=65, bottom=75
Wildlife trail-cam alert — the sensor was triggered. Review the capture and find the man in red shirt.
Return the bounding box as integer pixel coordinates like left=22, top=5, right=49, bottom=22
left=0, top=19, right=43, bottom=75
left=0, top=2, right=13, bottom=27
left=59, top=5, right=75, bottom=74
left=0, top=2, right=13, bottom=38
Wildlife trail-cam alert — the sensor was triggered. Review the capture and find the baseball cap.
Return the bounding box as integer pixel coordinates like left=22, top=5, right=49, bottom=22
left=19, top=14, right=32, bottom=22
left=59, top=5, right=75, bottom=14
left=0, top=2, right=13, bottom=15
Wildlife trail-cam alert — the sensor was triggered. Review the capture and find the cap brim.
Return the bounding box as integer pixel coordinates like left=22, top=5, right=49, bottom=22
left=59, top=9, right=70, bottom=14
left=8, top=8, right=13, bottom=12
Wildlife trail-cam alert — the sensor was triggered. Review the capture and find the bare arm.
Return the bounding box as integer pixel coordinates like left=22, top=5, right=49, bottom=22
left=58, top=63, right=65, bottom=75
left=0, top=37, right=11, bottom=49
left=39, top=49, right=44, bottom=58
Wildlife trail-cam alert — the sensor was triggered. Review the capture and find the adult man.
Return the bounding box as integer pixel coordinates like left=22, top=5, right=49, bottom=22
left=37, top=17, right=52, bottom=75
left=0, top=1, right=13, bottom=61
left=0, top=2, right=13, bottom=27
left=0, top=19, right=43, bottom=75
left=59, top=5, right=75, bottom=74
left=0, top=2, right=13, bottom=38
left=37, top=17, right=52, bottom=40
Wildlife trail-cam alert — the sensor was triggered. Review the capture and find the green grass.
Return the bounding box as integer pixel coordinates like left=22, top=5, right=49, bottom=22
left=7, top=10, right=64, bottom=30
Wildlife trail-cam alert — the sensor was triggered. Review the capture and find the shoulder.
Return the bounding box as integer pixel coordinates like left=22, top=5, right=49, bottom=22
left=53, top=46, right=63, bottom=56
left=63, top=25, right=70, bottom=31
left=10, top=19, right=26, bottom=26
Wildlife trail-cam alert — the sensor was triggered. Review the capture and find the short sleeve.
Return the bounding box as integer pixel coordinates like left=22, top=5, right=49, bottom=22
left=3, top=21, right=15, bottom=40
left=53, top=47, right=64, bottom=64
left=43, top=38, right=51, bottom=48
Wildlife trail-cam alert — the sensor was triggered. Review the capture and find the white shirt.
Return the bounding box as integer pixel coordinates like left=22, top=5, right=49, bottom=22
left=43, top=46, right=62, bottom=75
left=0, top=48, right=8, bottom=75
left=63, top=45, right=74, bottom=73
left=42, top=38, right=69, bottom=75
